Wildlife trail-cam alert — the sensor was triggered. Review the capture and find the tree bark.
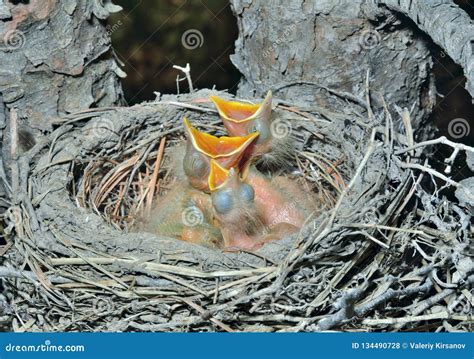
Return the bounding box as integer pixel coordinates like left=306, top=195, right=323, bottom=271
left=376, top=0, right=474, bottom=99
left=230, top=0, right=437, bottom=128
left=0, top=0, right=125, bottom=156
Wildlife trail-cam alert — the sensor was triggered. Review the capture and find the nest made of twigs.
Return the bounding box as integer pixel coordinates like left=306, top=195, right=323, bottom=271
left=1, top=89, right=472, bottom=332
left=76, top=103, right=340, bottom=233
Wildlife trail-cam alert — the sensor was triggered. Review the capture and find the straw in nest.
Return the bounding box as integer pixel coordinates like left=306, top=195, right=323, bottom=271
left=0, top=88, right=472, bottom=332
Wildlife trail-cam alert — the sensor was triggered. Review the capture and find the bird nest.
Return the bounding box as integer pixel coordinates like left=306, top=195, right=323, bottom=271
left=1, top=89, right=472, bottom=332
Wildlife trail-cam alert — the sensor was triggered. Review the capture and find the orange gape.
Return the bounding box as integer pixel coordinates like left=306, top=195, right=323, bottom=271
left=152, top=92, right=315, bottom=251
left=182, top=117, right=259, bottom=192
left=210, top=91, right=274, bottom=157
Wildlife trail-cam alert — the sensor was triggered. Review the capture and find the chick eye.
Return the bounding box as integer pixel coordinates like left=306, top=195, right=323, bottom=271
left=184, top=152, right=207, bottom=177
left=249, top=120, right=270, bottom=144
left=212, top=190, right=234, bottom=214
left=238, top=183, right=254, bottom=203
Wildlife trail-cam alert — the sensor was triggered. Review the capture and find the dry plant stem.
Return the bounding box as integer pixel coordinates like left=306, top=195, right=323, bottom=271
left=48, top=257, right=275, bottom=279
left=345, top=224, right=425, bottom=235
left=365, top=70, right=375, bottom=123
left=362, top=312, right=470, bottom=326
left=328, top=128, right=377, bottom=226
left=113, top=184, right=126, bottom=217
left=351, top=230, right=389, bottom=249
left=395, top=159, right=463, bottom=188
left=395, top=136, right=474, bottom=155
left=163, top=101, right=217, bottom=113
left=94, top=155, right=139, bottom=207
left=173, top=63, right=194, bottom=92
left=146, top=137, right=166, bottom=215
left=399, top=106, right=414, bottom=162
left=175, top=296, right=234, bottom=332
left=0, top=158, right=12, bottom=195
left=9, top=109, right=19, bottom=203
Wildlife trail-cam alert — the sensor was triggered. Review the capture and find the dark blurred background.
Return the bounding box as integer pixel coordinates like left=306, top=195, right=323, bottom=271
left=110, top=0, right=240, bottom=104
left=110, top=0, right=472, bottom=151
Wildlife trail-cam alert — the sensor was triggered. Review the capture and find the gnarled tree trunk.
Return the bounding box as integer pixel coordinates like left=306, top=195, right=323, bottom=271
left=0, top=0, right=125, bottom=205
left=230, top=0, right=439, bottom=128
left=0, top=0, right=125, bottom=160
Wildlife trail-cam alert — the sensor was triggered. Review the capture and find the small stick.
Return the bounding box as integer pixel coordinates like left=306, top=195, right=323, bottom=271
left=351, top=230, right=389, bottom=249
left=396, top=106, right=415, bottom=165
left=444, top=147, right=459, bottom=174
left=365, top=69, right=375, bottom=122
left=395, top=159, right=462, bottom=188
left=361, top=311, right=468, bottom=325
left=398, top=106, right=414, bottom=150
left=137, top=172, right=145, bottom=215
left=328, top=128, right=377, bottom=226
left=173, top=63, right=194, bottom=92
left=113, top=184, right=126, bottom=217
left=162, top=101, right=217, bottom=113
left=10, top=109, right=19, bottom=204
left=49, top=257, right=275, bottom=279
left=174, top=296, right=234, bottom=332
left=345, top=223, right=425, bottom=235
left=146, top=137, right=166, bottom=215
left=395, top=135, right=474, bottom=155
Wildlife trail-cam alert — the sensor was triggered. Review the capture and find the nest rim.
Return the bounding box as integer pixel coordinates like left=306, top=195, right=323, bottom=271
left=2, top=89, right=472, bottom=332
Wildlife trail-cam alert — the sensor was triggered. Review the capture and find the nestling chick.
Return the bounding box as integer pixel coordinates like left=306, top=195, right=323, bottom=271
left=146, top=91, right=316, bottom=251
left=182, top=117, right=259, bottom=192
left=246, top=167, right=316, bottom=229
left=209, top=160, right=266, bottom=250
left=145, top=182, right=224, bottom=248
left=208, top=161, right=313, bottom=250
left=210, top=91, right=293, bottom=169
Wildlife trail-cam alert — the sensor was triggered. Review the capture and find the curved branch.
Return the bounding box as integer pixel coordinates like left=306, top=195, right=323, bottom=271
left=376, top=0, right=474, bottom=98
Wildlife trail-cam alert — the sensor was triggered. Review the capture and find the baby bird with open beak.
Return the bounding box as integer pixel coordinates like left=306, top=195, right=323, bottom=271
left=182, top=117, right=258, bottom=192
left=210, top=91, right=293, bottom=169
left=145, top=118, right=259, bottom=248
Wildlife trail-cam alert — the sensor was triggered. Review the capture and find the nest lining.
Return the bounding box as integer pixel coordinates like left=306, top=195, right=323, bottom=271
left=77, top=100, right=341, bottom=238
left=1, top=89, right=472, bottom=332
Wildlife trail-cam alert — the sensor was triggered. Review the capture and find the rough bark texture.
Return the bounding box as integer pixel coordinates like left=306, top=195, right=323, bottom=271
left=230, top=0, right=436, bottom=128
left=0, top=0, right=125, bottom=158
left=376, top=0, right=474, bottom=99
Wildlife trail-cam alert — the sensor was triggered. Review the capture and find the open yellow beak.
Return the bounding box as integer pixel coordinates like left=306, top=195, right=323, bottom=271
left=210, top=91, right=273, bottom=137
left=208, top=160, right=230, bottom=191
left=184, top=117, right=259, bottom=167
left=210, top=97, right=261, bottom=123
